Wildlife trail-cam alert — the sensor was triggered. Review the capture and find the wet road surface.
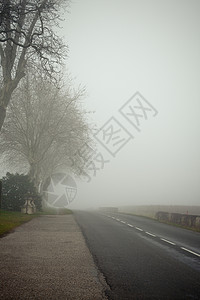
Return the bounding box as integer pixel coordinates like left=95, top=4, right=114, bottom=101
left=75, top=211, right=200, bottom=300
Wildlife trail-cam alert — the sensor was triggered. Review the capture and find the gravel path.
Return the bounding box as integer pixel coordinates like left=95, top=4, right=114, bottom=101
left=0, top=215, right=109, bottom=299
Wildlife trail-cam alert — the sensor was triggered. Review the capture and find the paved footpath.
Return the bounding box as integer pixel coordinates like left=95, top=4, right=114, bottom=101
left=0, top=215, right=109, bottom=300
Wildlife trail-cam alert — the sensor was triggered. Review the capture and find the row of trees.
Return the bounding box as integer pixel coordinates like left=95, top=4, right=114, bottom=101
left=1, top=65, right=91, bottom=192
left=0, top=1, right=92, bottom=209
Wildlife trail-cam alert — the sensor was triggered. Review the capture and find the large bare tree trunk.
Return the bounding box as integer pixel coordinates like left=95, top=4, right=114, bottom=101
left=0, top=106, right=6, bottom=131
left=0, top=65, right=25, bottom=131
left=0, top=86, right=13, bottom=131
left=0, top=85, right=22, bottom=131
left=28, top=162, right=41, bottom=193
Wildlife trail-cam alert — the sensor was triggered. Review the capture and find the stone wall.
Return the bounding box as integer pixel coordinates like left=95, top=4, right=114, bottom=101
left=155, top=211, right=200, bottom=229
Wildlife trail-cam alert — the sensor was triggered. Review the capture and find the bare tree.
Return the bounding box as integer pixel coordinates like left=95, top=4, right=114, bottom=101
left=0, top=67, right=92, bottom=191
left=0, top=0, right=68, bottom=131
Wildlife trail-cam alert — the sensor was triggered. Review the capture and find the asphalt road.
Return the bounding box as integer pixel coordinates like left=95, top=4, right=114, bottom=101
left=74, top=211, right=200, bottom=300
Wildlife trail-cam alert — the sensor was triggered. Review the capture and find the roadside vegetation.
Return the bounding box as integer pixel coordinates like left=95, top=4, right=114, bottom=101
left=37, top=208, right=72, bottom=215
left=157, top=219, right=200, bottom=233
left=0, top=208, right=73, bottom=237
left=1, top=173, right=42, bottom=212
left=120, top=212, right=200, bottom=233
left=0, top=210, right=35, bottom=236
left=0, top=172, right=73, bottom=237
left=0, top=1, right=93, bottom=217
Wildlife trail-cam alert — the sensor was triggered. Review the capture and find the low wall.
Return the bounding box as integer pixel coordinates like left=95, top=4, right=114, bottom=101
left=119, top=205, right=200, bottom=219
left=155, top=211, right=200, bottom=229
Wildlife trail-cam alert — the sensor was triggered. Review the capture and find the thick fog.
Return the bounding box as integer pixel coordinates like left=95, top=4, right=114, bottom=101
left=57, top=0, right=200, bottom=209
left=2, top=1, right=199, bottom=210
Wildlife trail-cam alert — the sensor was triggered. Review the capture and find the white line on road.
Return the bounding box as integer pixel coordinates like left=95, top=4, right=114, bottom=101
left=108, top=217, right=200, bottom=258
left=160, top=238, right=176, bottom=245
left=181, top=247, right=200, bottom=257
left=135, top=227, right=143, bottom=232
left=145, top=232, right=156, bottom=237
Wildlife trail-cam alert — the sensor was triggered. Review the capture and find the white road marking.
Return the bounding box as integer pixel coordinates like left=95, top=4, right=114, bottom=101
left=135, top=227, right=143, bottom=232
left=160, top=238, right=176, bottom=245
left=108, top=218, right=200, bottom=259
left=181, top=247, right=200, bottom=257
left=146, top=232, right=156, bottom=237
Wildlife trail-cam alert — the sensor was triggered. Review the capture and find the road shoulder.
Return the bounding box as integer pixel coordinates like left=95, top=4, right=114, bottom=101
left=0, top=214, right=108, bottom=299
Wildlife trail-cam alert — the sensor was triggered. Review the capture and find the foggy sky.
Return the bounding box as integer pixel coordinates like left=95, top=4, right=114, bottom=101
left=59, top=0, right=200, bottom=209
left=2, top=1, right=199, bottom=210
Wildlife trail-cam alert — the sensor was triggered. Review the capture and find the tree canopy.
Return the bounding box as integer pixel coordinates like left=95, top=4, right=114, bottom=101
left=0, top=0, right=69, bottom=131
left=0, top=66, right=91, bottom=191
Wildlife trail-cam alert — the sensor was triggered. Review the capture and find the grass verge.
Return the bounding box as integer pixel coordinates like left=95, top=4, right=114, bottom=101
left=37, top=207, right=73, bottom=215
left=157, top=220, right=200, bottom=233
left=0, top=208, right=73, bottom=237
left=119, top=211, right=200, bottom=233
left=0, top=210, right=36, bottom=236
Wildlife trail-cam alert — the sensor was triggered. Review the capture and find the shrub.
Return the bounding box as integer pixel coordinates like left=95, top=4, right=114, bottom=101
left=1, top=173, right=42, bottom=212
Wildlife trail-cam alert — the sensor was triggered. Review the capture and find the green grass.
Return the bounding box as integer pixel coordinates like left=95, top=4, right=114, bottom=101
left=37, top=207, right=73, bottom=215
left=0, top=208, right=73, bottom=237
left=0, top=210, right=36, bottom=236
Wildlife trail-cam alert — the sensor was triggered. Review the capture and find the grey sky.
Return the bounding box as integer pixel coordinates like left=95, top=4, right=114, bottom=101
left=59, top=0, right=200, bottom=209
